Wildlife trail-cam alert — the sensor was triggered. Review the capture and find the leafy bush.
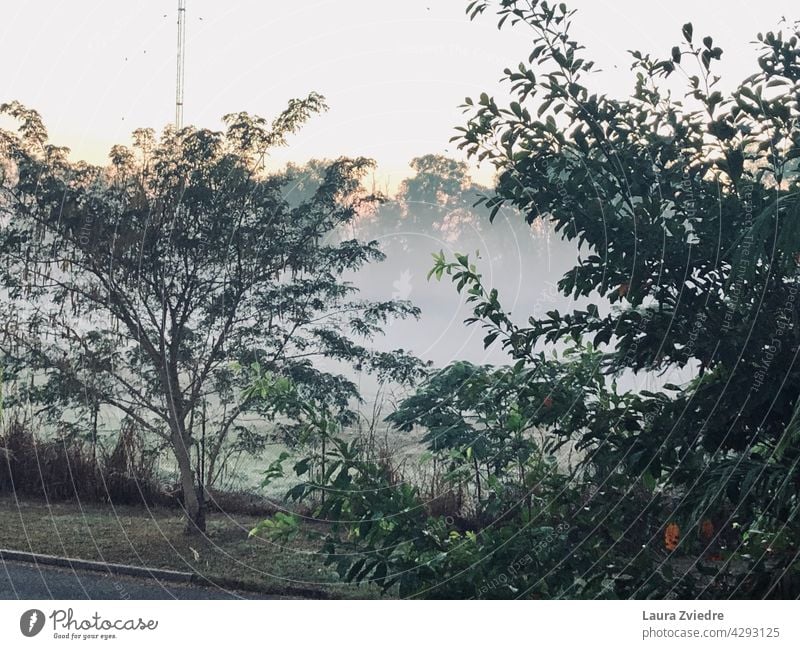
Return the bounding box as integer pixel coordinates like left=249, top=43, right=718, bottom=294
left=251, top=2, right=800, bottom=598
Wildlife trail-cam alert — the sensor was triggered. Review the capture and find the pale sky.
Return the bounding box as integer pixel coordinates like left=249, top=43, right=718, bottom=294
left=1, top=0, right=795, bottom=189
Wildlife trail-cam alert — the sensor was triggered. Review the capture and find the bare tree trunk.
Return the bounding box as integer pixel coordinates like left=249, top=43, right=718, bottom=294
left=172, top=431, right=204, bottom=535
left=473, top=454, right=482, bottom=504
left=90, top=403, right=98, bottom=469
left=320, top=434, right=326, bottom=507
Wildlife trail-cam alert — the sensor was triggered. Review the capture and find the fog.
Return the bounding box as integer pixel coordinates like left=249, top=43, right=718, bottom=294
left=348, top=209, right=573, bottom=384
left=0, top=158, right=697, bottom=494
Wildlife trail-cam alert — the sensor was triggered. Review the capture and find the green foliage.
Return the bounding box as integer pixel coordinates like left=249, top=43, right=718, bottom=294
left=402, top=154, right=471, bottom=206
left=254, top=3, right=800, bottom=598
left=0, top=95, right=424, bottom=529
left=456, top=2, right=800, bottom=389
left=249, top=511, right=301, bottom=545
left=252, top=360, right=690, bottom=598
left=270, top=406, right=682, bottom=598
left=450, top=1, right=800, bottom=596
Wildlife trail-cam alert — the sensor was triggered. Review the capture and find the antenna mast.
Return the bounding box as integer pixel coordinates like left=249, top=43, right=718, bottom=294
left=175, top=0, right=186, bottom=128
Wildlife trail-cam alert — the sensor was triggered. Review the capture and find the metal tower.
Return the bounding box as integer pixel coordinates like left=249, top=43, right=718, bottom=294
left=175, top=0, right=186, bottom=128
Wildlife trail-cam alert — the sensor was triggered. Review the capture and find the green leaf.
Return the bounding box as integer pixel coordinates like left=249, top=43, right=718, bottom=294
left=642, top=471, right=656, bottom=492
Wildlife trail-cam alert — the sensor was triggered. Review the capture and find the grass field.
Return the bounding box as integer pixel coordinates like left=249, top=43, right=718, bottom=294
left=0, top=496, right=375, bottom=598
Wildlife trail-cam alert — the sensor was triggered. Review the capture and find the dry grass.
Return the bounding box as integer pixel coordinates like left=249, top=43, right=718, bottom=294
left=0, top=419, right=167, bottom=506
left=0, top=496, right=376, bottom=598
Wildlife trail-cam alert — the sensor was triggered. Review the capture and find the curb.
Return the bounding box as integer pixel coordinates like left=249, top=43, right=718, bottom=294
left=0, top=547, right=332, bottom=599
left=0, top=548, right=193, bottom=584
left=188, top=573, right=331, bottom=599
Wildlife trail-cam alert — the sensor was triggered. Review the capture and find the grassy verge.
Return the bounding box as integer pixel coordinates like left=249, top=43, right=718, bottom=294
left=0, top=496, right=376, bottom=599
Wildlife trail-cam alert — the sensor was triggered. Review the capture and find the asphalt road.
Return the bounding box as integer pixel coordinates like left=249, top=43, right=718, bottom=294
left=0, top=561, right=268, bottom=599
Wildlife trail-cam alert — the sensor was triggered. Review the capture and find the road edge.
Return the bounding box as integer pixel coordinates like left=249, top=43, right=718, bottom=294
left=0, top=547, right=333, bottom=599
left=0, top=548, right=193, bottom=583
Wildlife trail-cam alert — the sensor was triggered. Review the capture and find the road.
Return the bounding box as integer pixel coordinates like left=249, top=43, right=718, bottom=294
left=0, top=561, right=269, bottom=599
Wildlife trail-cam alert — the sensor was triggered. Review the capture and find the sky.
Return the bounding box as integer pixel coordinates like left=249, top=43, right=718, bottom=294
left=1, top=0, right=796, bottom=190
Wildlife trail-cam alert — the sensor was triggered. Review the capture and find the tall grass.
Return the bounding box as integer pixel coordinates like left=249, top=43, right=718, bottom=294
left=0, top=417, right=169, bottom=506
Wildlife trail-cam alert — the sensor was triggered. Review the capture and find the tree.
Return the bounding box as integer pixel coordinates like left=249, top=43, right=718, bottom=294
left=386, top=345, right=607, bottom=508
left=448, top=1, right=800, bottom=592
left=401, top=154, right=471, bottom=206
left=261, top=345, right=676, bottom=598
left=0, top=95, right=423, bottom=533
